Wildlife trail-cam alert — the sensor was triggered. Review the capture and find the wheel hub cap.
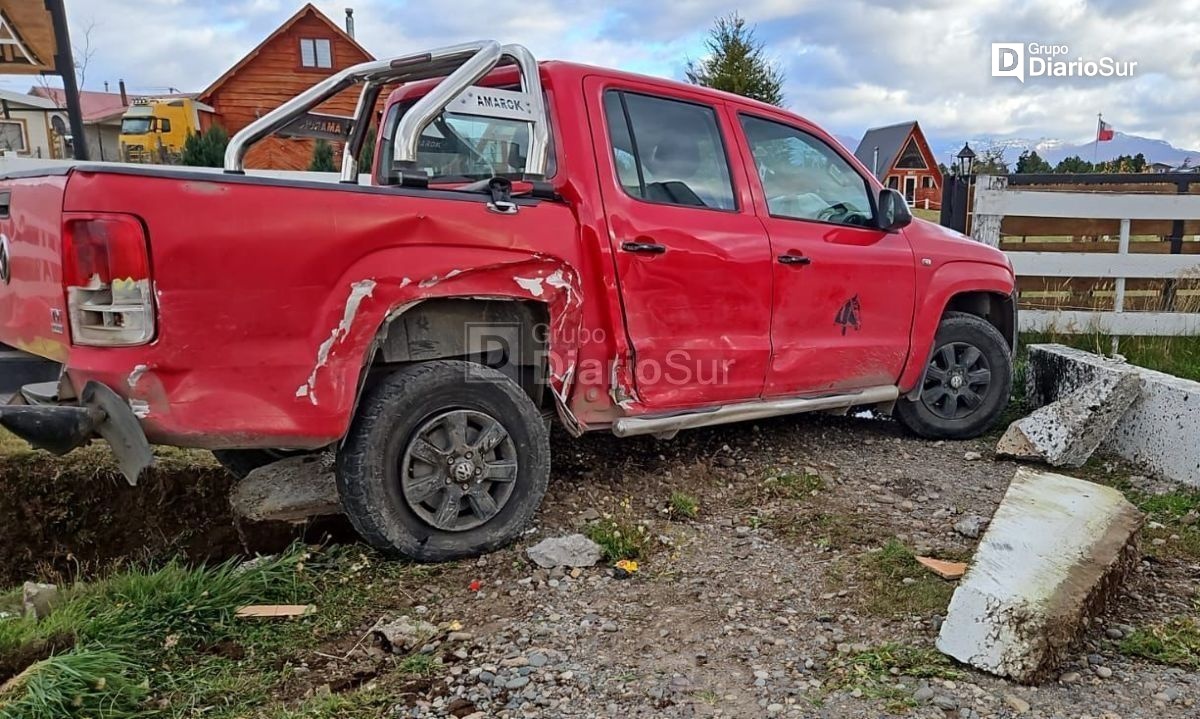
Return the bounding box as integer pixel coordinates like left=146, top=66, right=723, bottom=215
left=398, top=409, right=519, bottom=532
left=920, top=341, right=994, bottom=420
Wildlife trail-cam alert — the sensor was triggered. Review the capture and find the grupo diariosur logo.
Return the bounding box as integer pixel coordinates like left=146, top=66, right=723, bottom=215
left=991, top=43, right=1137, bottom=82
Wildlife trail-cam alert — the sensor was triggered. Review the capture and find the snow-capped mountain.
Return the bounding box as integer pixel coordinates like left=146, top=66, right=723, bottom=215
left=930, top=133, right=1198, bottom=168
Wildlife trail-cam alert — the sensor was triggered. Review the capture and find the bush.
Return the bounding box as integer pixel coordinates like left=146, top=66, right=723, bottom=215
left=309, top=139, right=336, bottom=172
left=180, top=126, right=229, bottom=168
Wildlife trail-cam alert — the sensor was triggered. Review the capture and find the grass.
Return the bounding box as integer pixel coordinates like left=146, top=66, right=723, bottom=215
left=761, top=469, right=825, bottom=500
left=847, top=540, right=956, bottom=618
left=0, top=545, right=438, bottom=719
left=585, top=518, right=650, bottom=562
left=827, top=643, right=962, bottom=712
left=1119, top=610, right=1200, bottom=669
left=1079, top=469, right=1200, bottom=561
left=668, top=491, right=699, bottom=520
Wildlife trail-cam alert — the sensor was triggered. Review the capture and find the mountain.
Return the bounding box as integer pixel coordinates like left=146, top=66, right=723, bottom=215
left=928, top=132, right=1199, bottom=169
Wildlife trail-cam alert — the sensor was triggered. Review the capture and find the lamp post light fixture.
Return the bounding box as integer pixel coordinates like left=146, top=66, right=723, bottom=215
left=957, top=142, right=977, bottom=177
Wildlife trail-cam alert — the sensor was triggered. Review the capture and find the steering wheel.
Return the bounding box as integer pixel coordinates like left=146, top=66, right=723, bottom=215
left=818, top=202, right=872, bottom=227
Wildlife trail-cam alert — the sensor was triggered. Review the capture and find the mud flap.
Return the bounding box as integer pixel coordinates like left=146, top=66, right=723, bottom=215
left=0, top=381, right=153, bottom=485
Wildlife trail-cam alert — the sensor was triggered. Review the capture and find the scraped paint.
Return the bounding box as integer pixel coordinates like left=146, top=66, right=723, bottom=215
left=296, top=279, right=377, bottom=404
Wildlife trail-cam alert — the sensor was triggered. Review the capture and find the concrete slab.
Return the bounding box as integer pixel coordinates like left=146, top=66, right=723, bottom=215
left=937, top=468, right=1142, bottom=683
left=230, top=454, right=340, bottom=523
left=997, top=372, right=1140, bottom=467
left=1026, top=344, right=1200, bottom=487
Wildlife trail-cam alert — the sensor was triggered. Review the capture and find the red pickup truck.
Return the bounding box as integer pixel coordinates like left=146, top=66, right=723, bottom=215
left=0, top=42, right=1014, bottom=560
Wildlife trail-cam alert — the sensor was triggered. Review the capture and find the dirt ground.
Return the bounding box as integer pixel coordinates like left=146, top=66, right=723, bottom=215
left=2, top=413, right=1198, bottom=718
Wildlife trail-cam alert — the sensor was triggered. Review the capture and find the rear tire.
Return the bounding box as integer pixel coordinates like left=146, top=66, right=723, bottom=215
left=896, top=312, right=1012, bottom=439
left=336, top=360, right=550, bottom=562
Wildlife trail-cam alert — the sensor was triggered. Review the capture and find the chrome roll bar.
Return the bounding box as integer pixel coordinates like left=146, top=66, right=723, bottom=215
left=223, top=40, right=549, bottom=183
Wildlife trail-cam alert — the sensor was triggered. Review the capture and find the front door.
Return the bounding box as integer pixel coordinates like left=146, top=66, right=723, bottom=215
left=586, top=79, right=773, bottom=409
left=735, top=113, right=917, bottom=396
left=903, top=176, right=917, bottom=205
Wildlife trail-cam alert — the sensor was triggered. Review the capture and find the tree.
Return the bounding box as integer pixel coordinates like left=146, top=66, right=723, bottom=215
left=180, top=126, right=229, bottom=167
left=686, top=13, right=784, bottom=106
left=357, top=125, right=377, bottom=174
left=309, top=139, right=336, bottom=172
left=1015, top=149, right=1052, bottom=174
left=1053, top=155, right=1094, bottom=174
left=973, top=145, right=1010, bottom=175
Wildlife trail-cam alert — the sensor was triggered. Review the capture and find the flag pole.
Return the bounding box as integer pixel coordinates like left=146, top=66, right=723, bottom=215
left=1093, top=113, right=1101, bottom=164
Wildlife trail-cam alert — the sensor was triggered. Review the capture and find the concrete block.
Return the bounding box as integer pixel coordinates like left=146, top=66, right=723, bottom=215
left=997, top=372, right=1140, bottom=467
left=1026, top=344, right=1200, bottom=486
left=936, top=468, right=1142, bottom=683
left=230, top=454, right=340, bottom=523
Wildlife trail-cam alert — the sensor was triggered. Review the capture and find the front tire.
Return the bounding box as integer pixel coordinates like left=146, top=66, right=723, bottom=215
left=336, top=360, right=550, bottom=561
left=896, top=312, right=1012, bottom=439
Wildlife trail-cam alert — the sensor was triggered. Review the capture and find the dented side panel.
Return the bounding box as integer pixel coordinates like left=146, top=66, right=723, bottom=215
left=58, top=170, right=601, bottom=448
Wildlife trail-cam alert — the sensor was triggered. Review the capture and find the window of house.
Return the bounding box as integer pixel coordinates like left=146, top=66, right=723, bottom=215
left=887, top=176, right=899, bottom=189
left=895, top=137, right=928, bottom=169
left=0, top=120, right=28, bottom=153
left=740, top=115, right=874, bottom=227
left=922, top=176, right=934, bottom=188
left=300, top=38, right=333, bottom=68
left=601, top=90, right=736, bottom=211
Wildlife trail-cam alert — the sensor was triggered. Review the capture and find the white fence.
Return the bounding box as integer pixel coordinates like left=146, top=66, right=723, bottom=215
left=971, top=175, right=1200, bottom=336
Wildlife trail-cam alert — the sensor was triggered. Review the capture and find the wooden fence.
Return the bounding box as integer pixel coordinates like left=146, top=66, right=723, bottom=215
left=970, top=174, right=1200, bottom=336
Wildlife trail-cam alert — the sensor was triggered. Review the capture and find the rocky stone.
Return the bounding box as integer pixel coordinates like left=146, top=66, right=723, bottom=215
left=21, top=581, right=58, bottom=620
left=954, top=514, right=988, bottom=539
left=937, top=468, right=1143, bottom=684
left=964, top=451, right=983, bottom=461
left=526, top=534, right=602, bottom=569
left=230, top=454, right=340, bottom=522
left=372, top=616, right=438, bottom=653
left=998, top=372, right=1140, bottom=468
left=1004, top=694, right=1031, bottom=714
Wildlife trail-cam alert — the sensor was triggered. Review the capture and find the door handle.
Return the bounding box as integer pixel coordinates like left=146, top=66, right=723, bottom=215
left=621, top=241, right=667, bottom=255
left=778, top=253, right=811, bottom=266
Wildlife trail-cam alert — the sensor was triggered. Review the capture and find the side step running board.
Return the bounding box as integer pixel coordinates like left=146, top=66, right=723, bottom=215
left=612, top=385, right=900, bottom=438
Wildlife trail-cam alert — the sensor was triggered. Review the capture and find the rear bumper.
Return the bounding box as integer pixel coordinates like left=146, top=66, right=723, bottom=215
left=0, top=381, right=153, bottom=483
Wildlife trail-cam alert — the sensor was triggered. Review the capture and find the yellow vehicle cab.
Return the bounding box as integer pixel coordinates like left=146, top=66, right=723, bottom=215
left=119, top=97, right=213, bottom=163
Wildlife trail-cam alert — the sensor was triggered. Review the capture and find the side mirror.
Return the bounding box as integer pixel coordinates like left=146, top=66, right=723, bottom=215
left=877, top=188, right=913, bottom=232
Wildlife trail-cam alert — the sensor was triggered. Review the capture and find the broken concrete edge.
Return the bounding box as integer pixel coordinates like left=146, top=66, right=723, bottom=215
left=230, top=454, right=341, bottom=523
left=936, top=468, right=1144, bottom=684
left=1026, top=344, right=1200, bottom=487
left=997, top=371, right=1141, bottom=468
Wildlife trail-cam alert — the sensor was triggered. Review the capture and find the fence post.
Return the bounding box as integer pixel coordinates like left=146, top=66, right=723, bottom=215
left=970, top=175, right=1007, bottom=247
left=1111, top=218, right=1131, bottom=354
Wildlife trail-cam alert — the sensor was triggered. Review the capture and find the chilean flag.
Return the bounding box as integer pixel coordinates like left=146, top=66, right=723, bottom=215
left=1097, top=119, right=1115, bottom=142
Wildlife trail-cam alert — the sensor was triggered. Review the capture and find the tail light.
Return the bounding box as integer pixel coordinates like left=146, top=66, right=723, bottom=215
left=62, top=213, right=155, bottom=346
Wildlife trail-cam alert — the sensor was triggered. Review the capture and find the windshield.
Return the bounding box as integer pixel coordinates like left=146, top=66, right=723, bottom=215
left=379, top=92, right=554, bottom=183
left=121, top=117, right=153, bottom=134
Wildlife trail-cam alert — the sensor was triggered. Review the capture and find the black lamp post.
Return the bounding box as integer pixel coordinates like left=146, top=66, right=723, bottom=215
left=957, top=142, right=977, bottom=177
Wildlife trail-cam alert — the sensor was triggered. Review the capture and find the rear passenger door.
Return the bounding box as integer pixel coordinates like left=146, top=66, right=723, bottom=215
left=585, top=78, right=773, bottom=409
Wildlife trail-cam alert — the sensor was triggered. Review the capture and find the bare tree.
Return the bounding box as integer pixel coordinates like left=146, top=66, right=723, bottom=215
left=35, top=19, right=98, bottom=102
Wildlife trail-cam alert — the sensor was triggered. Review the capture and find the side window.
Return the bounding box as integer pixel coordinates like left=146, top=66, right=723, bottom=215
left=602, top=90, right=736, bottom=211
left=741, top=115, right=875, bottom=227
left=159, top=118, right=171, bottom=133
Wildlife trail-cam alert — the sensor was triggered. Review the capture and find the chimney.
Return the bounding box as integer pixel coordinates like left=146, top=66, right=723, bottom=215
left=872, top=146, right=879, bottom=176
left=118, top=80, right=128, bottom=107
left=104, top=81, right=109, bottom=92
left=344, top=8, right=355, bottom=38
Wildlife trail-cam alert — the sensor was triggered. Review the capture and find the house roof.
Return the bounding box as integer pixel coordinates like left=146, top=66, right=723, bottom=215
left=28, top=86, right=129, bottom=124
left=853, top=121, right=919, bottom=180
left=197, top=3, right=373, bottom=103
left=0, top=89, right=59, bottom=110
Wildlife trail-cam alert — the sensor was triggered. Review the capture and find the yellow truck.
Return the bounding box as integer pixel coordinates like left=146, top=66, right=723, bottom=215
left=119, top=97, right=212, bottom=163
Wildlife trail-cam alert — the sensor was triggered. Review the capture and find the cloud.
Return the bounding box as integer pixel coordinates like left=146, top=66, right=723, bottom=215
left=4, top=0, right=1198, bottom=152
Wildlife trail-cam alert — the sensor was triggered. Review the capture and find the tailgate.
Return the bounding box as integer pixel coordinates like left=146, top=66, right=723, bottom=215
left=0, top=175, right=70, bottom=363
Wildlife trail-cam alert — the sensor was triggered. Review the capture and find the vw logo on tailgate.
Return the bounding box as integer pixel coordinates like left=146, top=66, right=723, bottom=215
left=0, top=233, right=9, bottom=285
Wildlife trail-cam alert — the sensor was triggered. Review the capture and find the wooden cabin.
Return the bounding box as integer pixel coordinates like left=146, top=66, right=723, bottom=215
left=853, top=121, right=943, bottom=210
left=196, top=3, right=373, bottom=170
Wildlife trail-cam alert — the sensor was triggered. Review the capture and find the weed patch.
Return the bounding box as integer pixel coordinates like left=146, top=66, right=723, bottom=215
left=762, top=469, right=824, bottom=500
left=586, top=518, right=650, bottom=562
left=1119, top=617, right=1200, bottom=669
left=841, top=540, right=955, bottom=618
left=668, top=491, right=700, bottom=520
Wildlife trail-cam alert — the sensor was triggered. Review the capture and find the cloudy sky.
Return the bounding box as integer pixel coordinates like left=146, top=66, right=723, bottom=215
left=6, top=0, right=1199, bottom=161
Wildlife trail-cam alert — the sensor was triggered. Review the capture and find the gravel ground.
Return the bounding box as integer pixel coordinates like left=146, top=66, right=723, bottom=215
left=297, top=413, right=1200, bottom=718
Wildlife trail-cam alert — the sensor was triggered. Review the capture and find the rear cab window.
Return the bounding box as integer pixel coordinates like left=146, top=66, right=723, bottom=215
left=601, top=90, right=737, bottom=211
left=377, top=88, right=556, bottom=185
